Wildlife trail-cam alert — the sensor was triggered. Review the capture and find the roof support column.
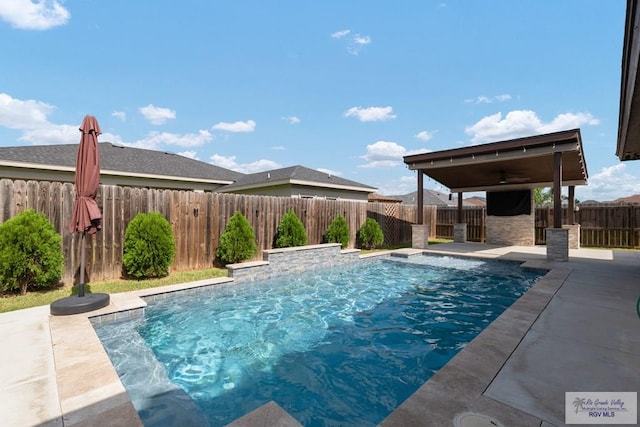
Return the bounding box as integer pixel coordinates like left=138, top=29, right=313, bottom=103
left=417, top=170, right=424, bottom=224
left=553, top=151, right=563, bottom=228
left=568, top=185, right=575, bottom=225
left=457, top=192, right=463, bottom=223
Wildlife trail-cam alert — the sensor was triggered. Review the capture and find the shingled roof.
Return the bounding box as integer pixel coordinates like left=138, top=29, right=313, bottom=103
left=0, top=142, right=244, bottom=184
left=217, top=165, right=376, bottom=193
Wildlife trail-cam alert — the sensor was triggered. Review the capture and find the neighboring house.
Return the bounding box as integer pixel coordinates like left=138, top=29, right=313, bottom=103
left=393, top=190, right=480, bottom=207
left=464, top=196, right=487, bottom=207
left=611, top=194, right=640, bottom=204
left=368, top=193, right=402, bottom=203
left=0, top=142, right=244, bottom=191
left=216, top=165, right=377, bottom=202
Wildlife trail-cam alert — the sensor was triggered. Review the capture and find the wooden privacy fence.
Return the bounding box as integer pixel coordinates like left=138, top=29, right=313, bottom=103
left=437, top=205, right=640, bottom=248
left=0, top=179, right=436, bottom=285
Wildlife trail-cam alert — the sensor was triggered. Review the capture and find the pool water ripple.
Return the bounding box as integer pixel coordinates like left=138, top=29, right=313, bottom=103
left=94, top=255, right=542, bottom=426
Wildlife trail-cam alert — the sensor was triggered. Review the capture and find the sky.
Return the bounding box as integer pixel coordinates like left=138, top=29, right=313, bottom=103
left=1, top=0, right=639, bottom=202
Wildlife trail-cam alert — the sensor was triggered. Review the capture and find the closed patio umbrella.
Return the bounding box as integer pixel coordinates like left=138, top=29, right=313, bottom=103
left=51, top=115, right=109, bottom=315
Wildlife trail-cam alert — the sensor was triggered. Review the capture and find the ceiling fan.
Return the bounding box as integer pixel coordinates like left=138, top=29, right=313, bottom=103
left=498, top=170, right=531, bottom=184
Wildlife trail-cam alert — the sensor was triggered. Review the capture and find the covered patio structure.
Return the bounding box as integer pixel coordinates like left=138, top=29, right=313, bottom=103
left=403, top=129, right=588, bottom=261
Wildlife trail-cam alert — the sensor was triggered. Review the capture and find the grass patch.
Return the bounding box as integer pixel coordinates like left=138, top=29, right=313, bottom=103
left=0, top=268, right=227, bottom=314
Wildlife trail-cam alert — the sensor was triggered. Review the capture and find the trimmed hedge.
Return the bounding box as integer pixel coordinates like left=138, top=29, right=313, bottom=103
left=0, top=209, right=64, bottom=295
left=275, top=209, right=307, bottom=248
left=325, top=215, right=350, bottom=248
left=357, top=218, right=384, bottom=249
left=123, top=212, right=176, bottom=279
left=216, top=211, right=258, bottom=264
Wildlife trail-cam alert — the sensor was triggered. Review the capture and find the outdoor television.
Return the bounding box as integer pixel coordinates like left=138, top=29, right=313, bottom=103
left=486, top=189, right=531, bottom=216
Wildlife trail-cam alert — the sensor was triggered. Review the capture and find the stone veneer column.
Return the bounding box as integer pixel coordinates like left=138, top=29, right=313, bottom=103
left=563, top=224, right=580, bottom=249
left=486, top=214, right=535, bottom=246
left=453, top=223, right=467, bottom=243
left=412, top=224, right=429, bottom=249
left=546, top=228, right=569, bottom=261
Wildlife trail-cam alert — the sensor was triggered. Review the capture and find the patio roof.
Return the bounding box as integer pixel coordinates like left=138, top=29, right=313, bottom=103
left=617, top=0, right=640, bottom=161
left=403, top=129, right=588, bottom=193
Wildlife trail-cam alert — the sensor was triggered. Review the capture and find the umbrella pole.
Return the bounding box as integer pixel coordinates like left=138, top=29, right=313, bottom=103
left=79, top=231, right=86, bottom=297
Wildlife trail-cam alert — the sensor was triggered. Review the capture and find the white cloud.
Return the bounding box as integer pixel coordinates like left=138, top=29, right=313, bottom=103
left=464, top=94, right=512, bottom=104
left=112, top=111, right=126, bottom=121
left=212, top=119, right=256, bottom=132
left=344, top=106, right=396, bottom=122
left=139, top=104, right=176, bottom=125
left=359, top=140, right=431, bottom=168
left=575, top=163, right=640, bottom=202
left=360, top=140, right=407, bottom=168
left=0, top=0, right=70, bottom=30
left=281, top=116, right=300, bottom=124
left=465, top=110, right=600, bottom=144
left=0, top=93, right=215, bottom=151
left=376, top=174, right=417, bottom=196
left=19, top=123, right=78, bottom=144
left=316, top=168, right=343, bottom=177
left=331, top=29, right=371, bottom=55
left=331, top=29, right=351, bottom=39
left=177, top=150, right=198, bottom=160
left=0, top=92, right=54, bottom=129
left=209, top=154, right=280, bottom=174
left=415, top=130, right=433, bottom=142
left=130, top=130, right=213, bottom=149
left=271, top=145, right=285, bottom=150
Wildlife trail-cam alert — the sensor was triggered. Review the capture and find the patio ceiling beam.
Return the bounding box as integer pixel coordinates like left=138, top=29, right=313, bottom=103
left=406, top=141, right=581, bottom=171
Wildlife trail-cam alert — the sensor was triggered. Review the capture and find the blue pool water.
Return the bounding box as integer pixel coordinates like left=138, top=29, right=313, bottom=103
left=94, top=255, right=543, bottom=426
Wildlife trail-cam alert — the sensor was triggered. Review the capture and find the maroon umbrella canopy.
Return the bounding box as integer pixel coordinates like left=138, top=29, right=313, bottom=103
left=69, top=115, right=102, bottom=235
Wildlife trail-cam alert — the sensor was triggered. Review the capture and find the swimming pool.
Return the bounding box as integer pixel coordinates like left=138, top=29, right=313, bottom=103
left=94, top=255, right=543, bottom=426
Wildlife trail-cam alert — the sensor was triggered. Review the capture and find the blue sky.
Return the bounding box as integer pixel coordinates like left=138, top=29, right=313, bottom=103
left=1, top=0, right=638, bottom=201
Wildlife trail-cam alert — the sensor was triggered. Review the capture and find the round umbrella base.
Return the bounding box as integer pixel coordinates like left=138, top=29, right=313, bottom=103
left=50, top=293, right=110, bottom=316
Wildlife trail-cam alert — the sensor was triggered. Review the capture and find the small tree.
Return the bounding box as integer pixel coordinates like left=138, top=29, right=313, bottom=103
left=0, top=209, right=64, bottom=295
left=123, top=212, right=176, bottom=279
left=325, top=215, right=350, bottom=248
left=357, top=218, right=384, bottom=249
left=216, top=211, right=258, bottom=264
left=275, top=209, right=307, bottom=248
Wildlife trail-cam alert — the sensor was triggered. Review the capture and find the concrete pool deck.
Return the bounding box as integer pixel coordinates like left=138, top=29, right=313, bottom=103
left=1, top=243, right=638, bottom=426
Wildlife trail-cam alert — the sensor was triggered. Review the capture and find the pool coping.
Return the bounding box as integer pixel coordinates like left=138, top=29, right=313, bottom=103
left=4, top=243, right=636, bottom=426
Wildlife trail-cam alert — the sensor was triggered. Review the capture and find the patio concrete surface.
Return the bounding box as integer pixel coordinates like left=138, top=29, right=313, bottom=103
left=0, top=243, right=638, bottom=426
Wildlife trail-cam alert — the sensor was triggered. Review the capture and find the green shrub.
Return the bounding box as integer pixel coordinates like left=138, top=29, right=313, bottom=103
left=216, top=211, right=258, bottom=264
left=357, top=218, right=384, bottom=249
left=275, top=209, right=307, bottom=248
left=123, top=212, right=176, bottom=279
left=325, top=215, right=350, bottom=248
left=0, top=209, right=64, bottom=295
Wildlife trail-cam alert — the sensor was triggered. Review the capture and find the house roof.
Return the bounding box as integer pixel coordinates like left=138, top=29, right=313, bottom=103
left=216, top=165, right=377, bottom=193
left=368, top=193, right=402, bottom=203
left=394, top=190, right=478, bottom=206
left=0, top=142, right=244, bottom=184
left=617, top=0, right=640, bottom=160
left=403, top=129, right=588, bottom=193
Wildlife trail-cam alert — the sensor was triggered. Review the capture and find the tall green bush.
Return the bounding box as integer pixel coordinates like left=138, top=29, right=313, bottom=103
left=0, top=209, right=64, bottom=295
left=275, top=209, right=307, bottom=248
left=216, top=211, right=258, bottom=264
left=325, top=215, right=350, bottom=248
left=123, top=212, right=176, bottom=279
left=357, top=218, right=384, bottom=249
